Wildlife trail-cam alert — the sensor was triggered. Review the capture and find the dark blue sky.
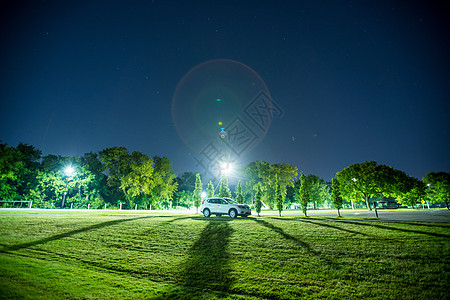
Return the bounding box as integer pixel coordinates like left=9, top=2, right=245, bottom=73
left=1, top=0, right=449, bottom=181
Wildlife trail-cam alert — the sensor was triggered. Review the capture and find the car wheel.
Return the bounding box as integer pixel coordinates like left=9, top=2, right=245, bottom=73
left=229, top=209, right=237, bottom=218
left=203, top=208, right=211, bottom=218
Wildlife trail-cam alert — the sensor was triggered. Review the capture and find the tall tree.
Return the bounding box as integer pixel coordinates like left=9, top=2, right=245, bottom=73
left=119, top=159, right=156, bottom=209
left=235, top=180, right=244, bottom=203
left=244, top=161, right=297, bottom=209
left=80, top=152, right=107, bottom=205
left=152, top=156, right=178, bottom=209
left=15, top=143, right=42, bottom=197
left=193, top=173, right=203, bottom=213
left=0, top=143, right=42, bottom=200
left=305, top=175, right=323, bottom=209
left=174, top=190, right=193, bottom=209
left=391, top=172, right=426, bottom=208
left=299, top=173, right=310, bottom=216
left=99, top=147, right=136, bottom=205
left=275, top=175, right=284, bottom=216
left=175, top=172, right=197, bottom=193
left=218, top=175, right=231, bottom=198
left=255, top=183, right=263, bottom=217
left=336, top=161, right=396, bottom=210
left=331, top=178, right=343, bottom=217
left=0, top=143, right=22, bottom=200
left=423, top=172, right=450, bottom=210
left=207, top=181, right=215, bottom=198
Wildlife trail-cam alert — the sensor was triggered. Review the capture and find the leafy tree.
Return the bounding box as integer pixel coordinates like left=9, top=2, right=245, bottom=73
left=15, top=143, right=42, bottom=197
left=177, top=190, right=193, bottom=208
left=173, top=190, right=193, bottom=209
left=0, top=142, right=42, bottom=200
left=331, top=178, right=343, bottom=217
left=271, top=163, right=298, bottom=203
left=218, top=175, right=231, bottom=198
left=193, top=173, right=203, bottom=213
left=0, top=143, right=22, bottom=199
left=99, top=147, right=137, bottom=205
left=336, top=161, right=396, bottom=210
left=244, top=161, right=297, bottom=209
left=298, top=173, right=310, bottom=216
left=285, top=184, right=296, bottom=204
left=33, top=169, right=66, bottom=207
left=275, top=175, right=284, bottom=216
left=255, top=183, right=263, bottom=217
left=391, top=172, right=426, bottom=208
left=120, top=159, right=156, bottom=209
left=207, top=181, right=215, bottom=198
left=80, top=152, right=107, bottom=206
left=235, top=180, right=244, bottom=203
left=423, top=172, right=450, bottom=209
left=175, top=172, right=197, bottom=193
left=306, top=175, right=330, bottom=209
left=151, top=156, right=178, bottom=209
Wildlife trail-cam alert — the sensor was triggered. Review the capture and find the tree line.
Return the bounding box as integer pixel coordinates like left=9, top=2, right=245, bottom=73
left=1, top=142, right=448, bottom=214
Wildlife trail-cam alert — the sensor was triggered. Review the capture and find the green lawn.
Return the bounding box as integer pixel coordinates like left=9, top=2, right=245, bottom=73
left=0, top=211, right=449, bottom=299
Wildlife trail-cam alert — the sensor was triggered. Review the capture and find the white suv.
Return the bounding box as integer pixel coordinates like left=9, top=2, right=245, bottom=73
left=200, top=197, right=251, bottom=218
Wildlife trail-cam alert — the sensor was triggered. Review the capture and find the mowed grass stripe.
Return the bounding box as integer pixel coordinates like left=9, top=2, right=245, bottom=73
left=0, top=213, right=449, bottom=299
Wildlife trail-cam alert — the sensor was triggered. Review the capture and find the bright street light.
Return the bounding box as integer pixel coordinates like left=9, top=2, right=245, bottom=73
left=201, top=191, right=207, bottom=198
left=61, top=166, right=75, bottom=209
left=64, top=166, right=74, bottom=176
left=221, top=162, right=233, bottom=176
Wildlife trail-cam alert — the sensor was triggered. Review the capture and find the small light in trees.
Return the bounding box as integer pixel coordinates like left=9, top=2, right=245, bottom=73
left=201, top=191, right=207, bottom=198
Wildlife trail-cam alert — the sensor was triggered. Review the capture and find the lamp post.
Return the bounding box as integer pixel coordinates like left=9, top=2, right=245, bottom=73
left=61, top=166, right=74, bottom=209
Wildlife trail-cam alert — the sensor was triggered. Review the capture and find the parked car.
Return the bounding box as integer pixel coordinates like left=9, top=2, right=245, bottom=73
left=200, top=197, right=251, bottom=218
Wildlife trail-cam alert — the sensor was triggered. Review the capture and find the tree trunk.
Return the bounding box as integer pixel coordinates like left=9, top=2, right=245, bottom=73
left=337, top=208, right=341, bottom=217
left=365, top=195, right=372, bottom=211
left=446, top=201, right=449, bottom=210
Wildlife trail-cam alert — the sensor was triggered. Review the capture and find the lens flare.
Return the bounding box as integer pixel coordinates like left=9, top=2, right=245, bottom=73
left=171, top=59, right=271, bottom=152
left=219, top=128, right=227, bottom=139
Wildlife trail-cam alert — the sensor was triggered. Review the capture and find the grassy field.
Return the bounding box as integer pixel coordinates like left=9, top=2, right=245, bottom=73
left=0, top=211, right=449, bottom=299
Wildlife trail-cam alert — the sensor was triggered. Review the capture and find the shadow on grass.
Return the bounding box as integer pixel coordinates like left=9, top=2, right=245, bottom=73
left=339, top=221, right=450, bottom=239
left=394, top=222, right=450, bottom=229
left=158, top=219, right=234, bottom=299
left=254, top=219, right=315, bottom=253
left=0, top=216, right=153, bottom=252
left=303, top=220, right=370, bottom=237
left=252, top=219, right=342, bottom=270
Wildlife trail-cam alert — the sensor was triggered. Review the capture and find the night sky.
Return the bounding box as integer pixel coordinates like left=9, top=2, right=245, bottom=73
left=1, top=0, right=449, bottom=181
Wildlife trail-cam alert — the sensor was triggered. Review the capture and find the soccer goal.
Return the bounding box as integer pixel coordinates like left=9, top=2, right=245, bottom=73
left=0, top=200, right=33, bottom=209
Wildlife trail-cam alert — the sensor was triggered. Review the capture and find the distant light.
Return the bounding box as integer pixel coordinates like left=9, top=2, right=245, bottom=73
left=201, top=191, right=207, bottom=198
left=65, top=166, right=75, bottom=176
left=216, top=98, right=221, bottom=102
left=218, top=121, right=222, bottom=125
